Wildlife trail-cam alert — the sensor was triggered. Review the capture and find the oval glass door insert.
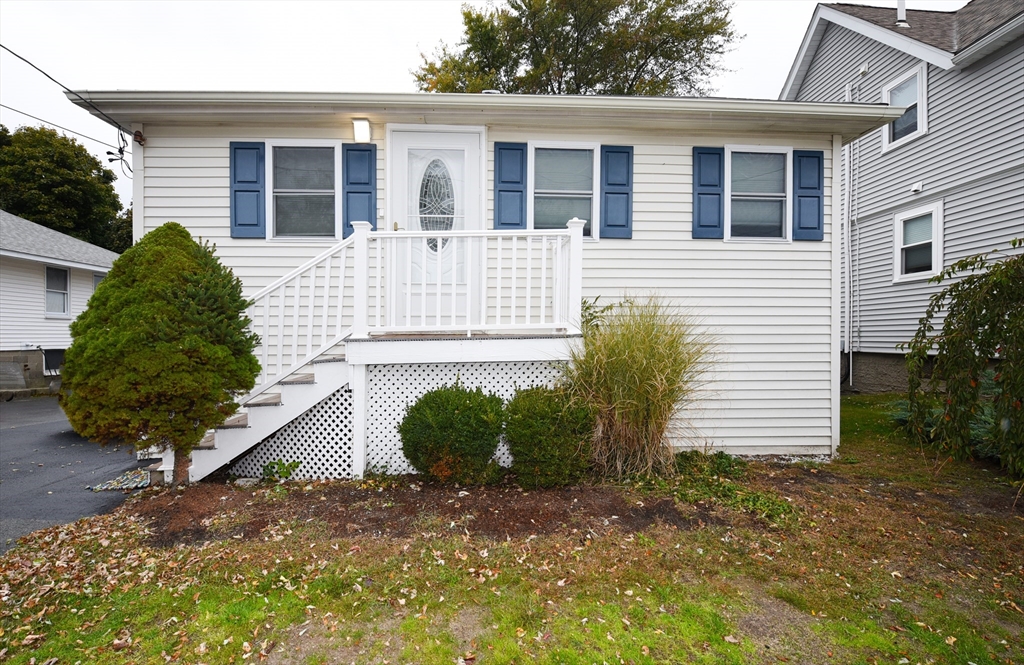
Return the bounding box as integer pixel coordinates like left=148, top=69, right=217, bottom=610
left=419, top=158, right=455, bottom=251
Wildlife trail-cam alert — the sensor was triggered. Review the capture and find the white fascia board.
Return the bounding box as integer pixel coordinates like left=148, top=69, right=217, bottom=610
left=780, top=5, right=829, bottom=101
left=0, top=248, right=112, bottom=273
left=345, top=335, right=577, bottom=366
left=952, top=14, right=1024, bottom=67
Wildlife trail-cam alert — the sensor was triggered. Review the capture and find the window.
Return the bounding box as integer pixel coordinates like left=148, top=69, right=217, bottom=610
left=882, top=65, right=928, bottom=151
left=893, top=201, right=943, bottom=282
left=724, top=146, right=792, bottom=241
left=93, top=273, right=104, bottom=291
left=45, top=266, right=69, bottom=316
left=268, top=142, right=342, bottom=238
left=529, top=144, right=599, bottom=237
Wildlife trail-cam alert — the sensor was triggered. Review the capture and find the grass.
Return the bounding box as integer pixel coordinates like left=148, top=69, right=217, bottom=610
left=0, top=394, right=1021, bottom=664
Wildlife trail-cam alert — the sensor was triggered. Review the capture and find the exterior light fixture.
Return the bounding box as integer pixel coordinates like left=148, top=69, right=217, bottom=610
left=353, top=119, right=371, bottom=143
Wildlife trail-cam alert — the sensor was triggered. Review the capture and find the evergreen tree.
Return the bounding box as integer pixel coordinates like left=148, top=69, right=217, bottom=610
left=60, top=222, right=260, bottom=484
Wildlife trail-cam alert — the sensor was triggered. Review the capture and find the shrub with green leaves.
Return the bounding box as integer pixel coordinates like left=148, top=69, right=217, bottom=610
left=505, top=386, right=593, bottom=488
left=399, top=383, right=504, bottom=484
left=60, top=222, right=260, bottom=485
left=564, top=296, right=713, bottom=478
left=903, top=239, right=1023, bottom=478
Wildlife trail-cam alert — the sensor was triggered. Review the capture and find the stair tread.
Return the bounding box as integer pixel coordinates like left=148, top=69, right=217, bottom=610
left=195, top=431, right=216, bottom=449
left=311, top=354, right=346, bottom=364
left=280, top=373, right=315, bottom=385
left=220, top=413, right=248, bottom=429
left=247, top=393, right=282, bottom=407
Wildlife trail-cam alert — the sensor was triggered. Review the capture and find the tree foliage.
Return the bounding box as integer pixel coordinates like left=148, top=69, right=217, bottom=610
left=414, top=0, right=736, bottom=96
left=0, top=124, right=123, bottom=252
left=904, top=239, right=1023, bottom=478
left=60, top=222, right=260, bottom=484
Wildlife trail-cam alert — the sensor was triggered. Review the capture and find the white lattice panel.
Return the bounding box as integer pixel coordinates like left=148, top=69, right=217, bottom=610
left=365, top=361, right=562, bottom=474
left=231, top=387, right=355, bottom=479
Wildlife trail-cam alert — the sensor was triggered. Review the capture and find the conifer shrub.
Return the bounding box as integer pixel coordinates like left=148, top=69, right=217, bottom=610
left=505, top=385, right=593, bottom=488
left=60, top=222, right=260, bottom=485
left=564, top=296, right=713, bottom=478
left=399, top=383, right=504, bottom=484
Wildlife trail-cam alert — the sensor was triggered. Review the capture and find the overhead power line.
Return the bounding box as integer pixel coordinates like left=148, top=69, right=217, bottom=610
left=0, top=103, right=131, bottom=153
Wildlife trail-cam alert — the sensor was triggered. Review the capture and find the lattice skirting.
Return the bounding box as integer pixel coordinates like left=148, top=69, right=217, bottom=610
left=365, top=360, right=562, bottom=475
left=231, top=387, right=355, bottom=479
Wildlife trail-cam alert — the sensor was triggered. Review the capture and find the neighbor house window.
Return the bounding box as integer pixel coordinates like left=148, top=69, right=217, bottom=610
left=45, top=266, right=69, bottom=315
left=882, top=64, right=928, bottom=151
left=530, top=144, right=598, bottom=237
left=93, top=273, right=104, bottom=291
left=725, top=146, right=792, bottom=241
left=893, top=201, right=943, bottom=282
left=270, top=143, right=340, bottom=237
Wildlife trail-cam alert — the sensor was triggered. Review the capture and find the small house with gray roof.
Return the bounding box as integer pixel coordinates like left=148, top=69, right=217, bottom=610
left=781, top=0, right=1023, bottom=392
left=0, top=209, right=119, bottom=390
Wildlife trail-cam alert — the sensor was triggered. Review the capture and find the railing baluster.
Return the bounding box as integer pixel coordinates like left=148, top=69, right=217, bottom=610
left=291, top=274, right=301, bottom=366
left=554, top=235, right=563, bottom=326
left=276, top=284, right=286, bottom=378
left=495, top=236, right=502, bottom=327
left=540, top=235, right=548, bottom=325
left=321, top=254, right=333, bottom=344
left=526, top=236, right=533, bottom=325
left=420, top=237, right=427, bottom=328
left=305, top=265, right=315, bottom=354
left=451, top=236, right=458, bottom=328
left=511, top=237, right=518, bottom=325
left=375, top=238, right=383, bottom=329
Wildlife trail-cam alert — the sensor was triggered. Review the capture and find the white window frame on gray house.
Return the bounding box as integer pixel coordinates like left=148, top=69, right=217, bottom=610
left=527, top=141, right=601, bottom=240
left=724, top=145, right=794, bottom=243
left=264, top=139, right=343, bottom=240
left=44, top=265, right=70, bottom=317
left=92, top=273, right=104, bottom=291
left=893, top=200, right=943, bottom=283
left=881, top=64, right=928, bottom=152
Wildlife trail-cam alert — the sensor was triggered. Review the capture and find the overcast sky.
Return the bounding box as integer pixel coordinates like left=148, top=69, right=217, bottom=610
left=0, top=0, right=969, bottom=207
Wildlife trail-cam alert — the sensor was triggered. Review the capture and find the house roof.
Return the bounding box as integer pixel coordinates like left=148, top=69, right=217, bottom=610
left=67, top=90, right=905, bottom=145
left=780, top=0, right=1024, bottom=100
left=0, top=209, right=119, bottom=271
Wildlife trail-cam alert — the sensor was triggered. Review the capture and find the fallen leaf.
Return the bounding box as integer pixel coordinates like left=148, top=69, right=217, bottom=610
left=724, top=635, right=740, bottom=644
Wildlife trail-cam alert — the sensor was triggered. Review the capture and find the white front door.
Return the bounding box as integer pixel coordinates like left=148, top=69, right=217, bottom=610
left=390, top=129, right=484, bottom=327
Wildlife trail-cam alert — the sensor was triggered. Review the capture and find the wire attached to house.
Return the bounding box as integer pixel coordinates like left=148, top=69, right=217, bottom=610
left=0, top=103, right=130, bottom=153
left=0, top=43, right=133, bottom=178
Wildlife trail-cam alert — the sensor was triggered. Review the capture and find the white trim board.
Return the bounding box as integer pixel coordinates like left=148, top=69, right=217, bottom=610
left=345, top=335, right=576, bottom=366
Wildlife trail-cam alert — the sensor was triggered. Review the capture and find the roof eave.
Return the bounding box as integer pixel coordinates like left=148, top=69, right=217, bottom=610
left=952, top=13, right=1024, bottom=67
left=0, top=248, right=114, bottom=272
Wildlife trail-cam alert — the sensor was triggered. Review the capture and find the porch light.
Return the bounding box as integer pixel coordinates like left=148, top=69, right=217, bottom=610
left=352, top=119, right=371, bottom=143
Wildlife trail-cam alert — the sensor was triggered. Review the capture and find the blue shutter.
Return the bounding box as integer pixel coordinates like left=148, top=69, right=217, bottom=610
left=793, top=150, right=824, bottom=241
left=599, top=145, right=633, bottom=239
left=493, top=142, right=527, bottom=229
left=692, top=147, right=724, bottom=239
left=230, top=142, right=265, bottom=238
left=342, top=144, right=377, bottom=238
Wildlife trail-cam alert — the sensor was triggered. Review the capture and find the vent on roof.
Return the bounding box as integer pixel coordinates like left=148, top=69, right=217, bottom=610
left=896, top=0, right=910, bottom=28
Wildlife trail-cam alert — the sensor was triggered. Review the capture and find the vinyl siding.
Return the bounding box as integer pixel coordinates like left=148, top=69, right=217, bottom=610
left=796, top=25, right=1024, bottom=354
left=0, top=256, right=101, bottom=350
left=138, top=123, right=837, bottom=455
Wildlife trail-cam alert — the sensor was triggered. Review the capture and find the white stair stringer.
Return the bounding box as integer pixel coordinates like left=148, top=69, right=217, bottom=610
left=188, top=356, right=350, bottom=483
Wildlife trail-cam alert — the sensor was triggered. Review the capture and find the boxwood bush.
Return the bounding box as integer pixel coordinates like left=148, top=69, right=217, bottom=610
left=399, top=382, right=504, bottom=484
left=506, top=386, right=593, bottom=488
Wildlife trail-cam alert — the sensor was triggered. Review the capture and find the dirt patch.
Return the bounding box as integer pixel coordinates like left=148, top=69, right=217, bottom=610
left=734, top=590, right=834, bottom=665
left=264, top=613, right=404, bottom=665
left=127, top=478, right=710, bottom=547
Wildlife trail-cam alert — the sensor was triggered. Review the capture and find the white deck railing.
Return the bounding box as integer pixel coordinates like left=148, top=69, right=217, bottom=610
left=245, top=219, right=584, bottom=397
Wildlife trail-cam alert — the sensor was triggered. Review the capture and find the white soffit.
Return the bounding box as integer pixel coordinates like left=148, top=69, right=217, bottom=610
left=781, top=5, right=955, bottom=101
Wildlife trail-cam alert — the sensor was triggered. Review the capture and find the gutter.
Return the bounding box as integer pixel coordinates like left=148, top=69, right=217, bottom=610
left=952, top=13, right=1024, bottom=67
left=0, top=248, right=113, bottom=273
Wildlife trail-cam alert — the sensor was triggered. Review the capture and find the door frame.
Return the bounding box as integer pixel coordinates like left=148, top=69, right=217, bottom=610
left=385, top=124, right=487, bottom=233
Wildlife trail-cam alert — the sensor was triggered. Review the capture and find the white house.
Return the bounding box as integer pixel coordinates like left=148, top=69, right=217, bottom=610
left=0, top=209, right=119, bottom=392
left=781, top=0, right=1024, bottom=391
left=66, top=91, right=901, bottom=482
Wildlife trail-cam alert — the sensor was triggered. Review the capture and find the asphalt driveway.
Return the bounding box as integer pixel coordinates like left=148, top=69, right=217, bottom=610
left=0, top=396, right=149, bottom=554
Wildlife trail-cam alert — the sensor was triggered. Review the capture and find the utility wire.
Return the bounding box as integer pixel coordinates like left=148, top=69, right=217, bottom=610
left=0, top=103, right=131, bottom=153
left=0, top=43, right=133, bottom=177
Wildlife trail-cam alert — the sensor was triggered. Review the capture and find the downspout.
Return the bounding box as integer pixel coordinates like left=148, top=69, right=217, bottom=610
left=843, top=83, right=856, bottom=387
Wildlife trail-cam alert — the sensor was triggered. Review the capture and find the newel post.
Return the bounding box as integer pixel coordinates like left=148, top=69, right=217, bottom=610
left=566, top=218, right=586, bottom=334
left=352, top=221, right=371, bottom=338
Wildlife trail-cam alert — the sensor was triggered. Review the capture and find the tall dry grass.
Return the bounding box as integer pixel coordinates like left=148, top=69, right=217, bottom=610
left=565, top=296, right=713, bottom=478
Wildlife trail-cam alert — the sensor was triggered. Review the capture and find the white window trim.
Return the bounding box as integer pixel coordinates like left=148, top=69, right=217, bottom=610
left=92, top=273, right=104, bottom=291
left=263, top=138, right=344, bottom=241
left=892, top=200, right=943, bottom=284
left=527, top=140, right=601, bottom=241
left=44, top=265, right=70, bottom=318
left=881, top=63, right=928, bottom=153
left=724, top=145, right=793, bottom=244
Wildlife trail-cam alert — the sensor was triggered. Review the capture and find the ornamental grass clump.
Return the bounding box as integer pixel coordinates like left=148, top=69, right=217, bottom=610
left=564, top=296, right=712, bottom=479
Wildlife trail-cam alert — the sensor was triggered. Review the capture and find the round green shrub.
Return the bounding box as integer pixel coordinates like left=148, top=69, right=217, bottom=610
left=506, top=386, right=593, bottom=488
left=399, top=383, right=504, bottom=484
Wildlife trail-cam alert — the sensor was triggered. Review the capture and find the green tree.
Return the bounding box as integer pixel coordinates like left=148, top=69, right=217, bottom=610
left=414, top=0, right=736, bottom=96
left=60, top=222, right=260, bottom=485
left=0, top=124, right=123, bottom=251
left=106, top=207, right=134, bottom=254
left=904, top=239, right=1023, bottom=479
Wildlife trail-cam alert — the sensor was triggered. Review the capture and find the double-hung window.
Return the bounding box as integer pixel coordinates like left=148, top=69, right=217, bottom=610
left=45, top=266, right=69, bottom=316
left=882, top=64, right=928, bottom=151
left=269, top=142, right=342, bottom=238
left=529, top=144, right=599, bottom=238
left=893, top=201, right=943, bottom=282
left=724, top=146, right=792, bottom=241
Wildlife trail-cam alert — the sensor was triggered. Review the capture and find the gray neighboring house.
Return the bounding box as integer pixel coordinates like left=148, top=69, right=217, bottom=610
left=0, top=210, right=119, bottom=390
left=781, top=0, right=1024, bottom=392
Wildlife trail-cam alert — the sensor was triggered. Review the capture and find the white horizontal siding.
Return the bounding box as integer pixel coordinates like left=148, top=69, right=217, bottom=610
left=0, top=257, right=101, bottom=350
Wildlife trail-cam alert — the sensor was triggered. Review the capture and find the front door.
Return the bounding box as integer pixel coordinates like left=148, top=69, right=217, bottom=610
left=390, top=129, right=483, bottom=327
